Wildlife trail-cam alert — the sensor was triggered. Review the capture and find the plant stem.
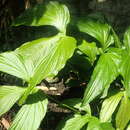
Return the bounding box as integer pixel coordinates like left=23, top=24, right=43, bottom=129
left=43, top=92, right=82, bottom=115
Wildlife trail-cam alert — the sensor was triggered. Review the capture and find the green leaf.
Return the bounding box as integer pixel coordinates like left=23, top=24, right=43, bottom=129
left=0, top=86, right=25, bottom=116
left=62, top=98, right=91, bottom=114
left=124, top=27, right=130, bottom=51
left=120, top=52, right=130, bottom=96
left=87, top=117, right=115, bottom=130
left=116, top=93, right=130, bottom=130
left=77, top=18, right=113, bottom=50
left=10, top=89, right=48, bottom=130
left=78, top=40, right=99, bottom=64
left=16, top=34, right=76, bottom=85
left=0, top=52, right=31, bottom=82
left=127, top=124, right=130, bottom=130
left=100, top=92, right=123, bottom=122
left=13, top=1, right=70, bottom=33
left=82, top=50, right=121, bottom=105
left=100, top=122, right=115, bottom=130
left=56, top=114, right=91, bottom=130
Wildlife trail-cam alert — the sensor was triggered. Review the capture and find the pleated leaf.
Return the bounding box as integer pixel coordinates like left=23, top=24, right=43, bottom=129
left=13, top=1, right=70, bottom=32
left=124, top=27, right=130, bottom=51
left=16, top=34, right=76, bottom=85
left=116, top=94, right=130, bottom=130
left=56, top=114, right=91, bottom=130
left=100, top=92, right=123, bottom=122
left=10, top=89, right=48, bottom=130
left=87, top=117, right=115, bottom=130
left=77, top=18, right=113, bottom=50
left=78, top=40, right=99, bottom=64
left=0, top=52, right=31, bottom=82
left=120, top=52, right=130, bottom=97
left=82, top=50, right=121, bottom=105
left=0, top=86, right=25, bottom=116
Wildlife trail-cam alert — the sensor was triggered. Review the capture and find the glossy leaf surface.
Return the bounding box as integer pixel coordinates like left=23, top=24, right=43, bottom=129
left=82, top=50, right=121, bottom=105
left=16, top=34, right=76, bottom=85
left=77, top=18, right=113, bottom=50
left=78, top=40, right=99, bottom=64
left=13, top=1, right=70, bottom=32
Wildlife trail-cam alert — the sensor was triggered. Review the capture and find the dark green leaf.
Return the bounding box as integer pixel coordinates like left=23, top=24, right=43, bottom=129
left=62, top=98, right=91, bottom=114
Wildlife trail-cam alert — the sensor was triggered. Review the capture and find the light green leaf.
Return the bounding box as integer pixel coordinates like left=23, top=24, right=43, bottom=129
left=78, top=40, right=99, bottom=64
left=13, top=1, right=70, bottom=33
left=62, top=98, right=91, bottom=114
left=82, top=50, right=121, bottom=105
left=116, top=93, right=130, bottom=130
left=87, top=117, right=115, bottom=130
left=0, top=52, right=31, bottom=82
left=127, top=124, right=130, bottom=130
left=124, top=26, right=130, bottom=51
left=16, top=34, right=76, bottom=85
left=10, top=89, right=48, bottom=130
left=56, top=114, right=91, bottom=130
left=120, top=52, right=130, bottom=96
left=100, top=92, right=123, bottom=122
left=77, top=18, right=113, bottom=50
left=0, top=86, right=25, bottom=116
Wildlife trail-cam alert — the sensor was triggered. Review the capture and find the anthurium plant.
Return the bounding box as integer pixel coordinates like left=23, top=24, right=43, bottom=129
left=0, top=1, right=130, bottom=130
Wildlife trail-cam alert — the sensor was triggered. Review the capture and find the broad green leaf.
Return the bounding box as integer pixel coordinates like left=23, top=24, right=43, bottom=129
left=16, top=34, right=76, bottom=85
left=87, top=117, right=115, bottom=130
left=100, top=122, right=115, bottom=130
left=0, top=86, right=25, bottom=116
left=10, top=89, right=48, bottom=130
left=0, top=52, right=31, bottom=82
left=56, top=114, right=91, bottom=130
left=82, top=50, right=121, bottom=105
left=127, top=124, right=130, bottom=130
left=62, top=98, right=91, bottom=114
left=116, top=93, right=130, bottom=130
left=111, top=28, right=121, bottom=48
left=77, top=18, right=113, bottom=50
left=100, top=92, right=123, bottom=122
left=13, top=1, right=70, bottom=33
left=78, top=40, right=99, bottom=64
left=120, top=52, right=130, bottom=96
left=124, top=27, right=130, bottom=51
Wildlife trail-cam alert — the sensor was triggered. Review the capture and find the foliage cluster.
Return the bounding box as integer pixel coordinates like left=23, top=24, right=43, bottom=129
left=0, top=1, right=130, bottom=130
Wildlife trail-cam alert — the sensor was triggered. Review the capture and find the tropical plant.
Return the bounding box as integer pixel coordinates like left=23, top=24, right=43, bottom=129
left=0, top=1, right=130, bottom=130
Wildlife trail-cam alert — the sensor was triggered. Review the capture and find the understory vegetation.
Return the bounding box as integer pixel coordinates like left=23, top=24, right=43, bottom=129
left=0, top=0, right=130, bottom=130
